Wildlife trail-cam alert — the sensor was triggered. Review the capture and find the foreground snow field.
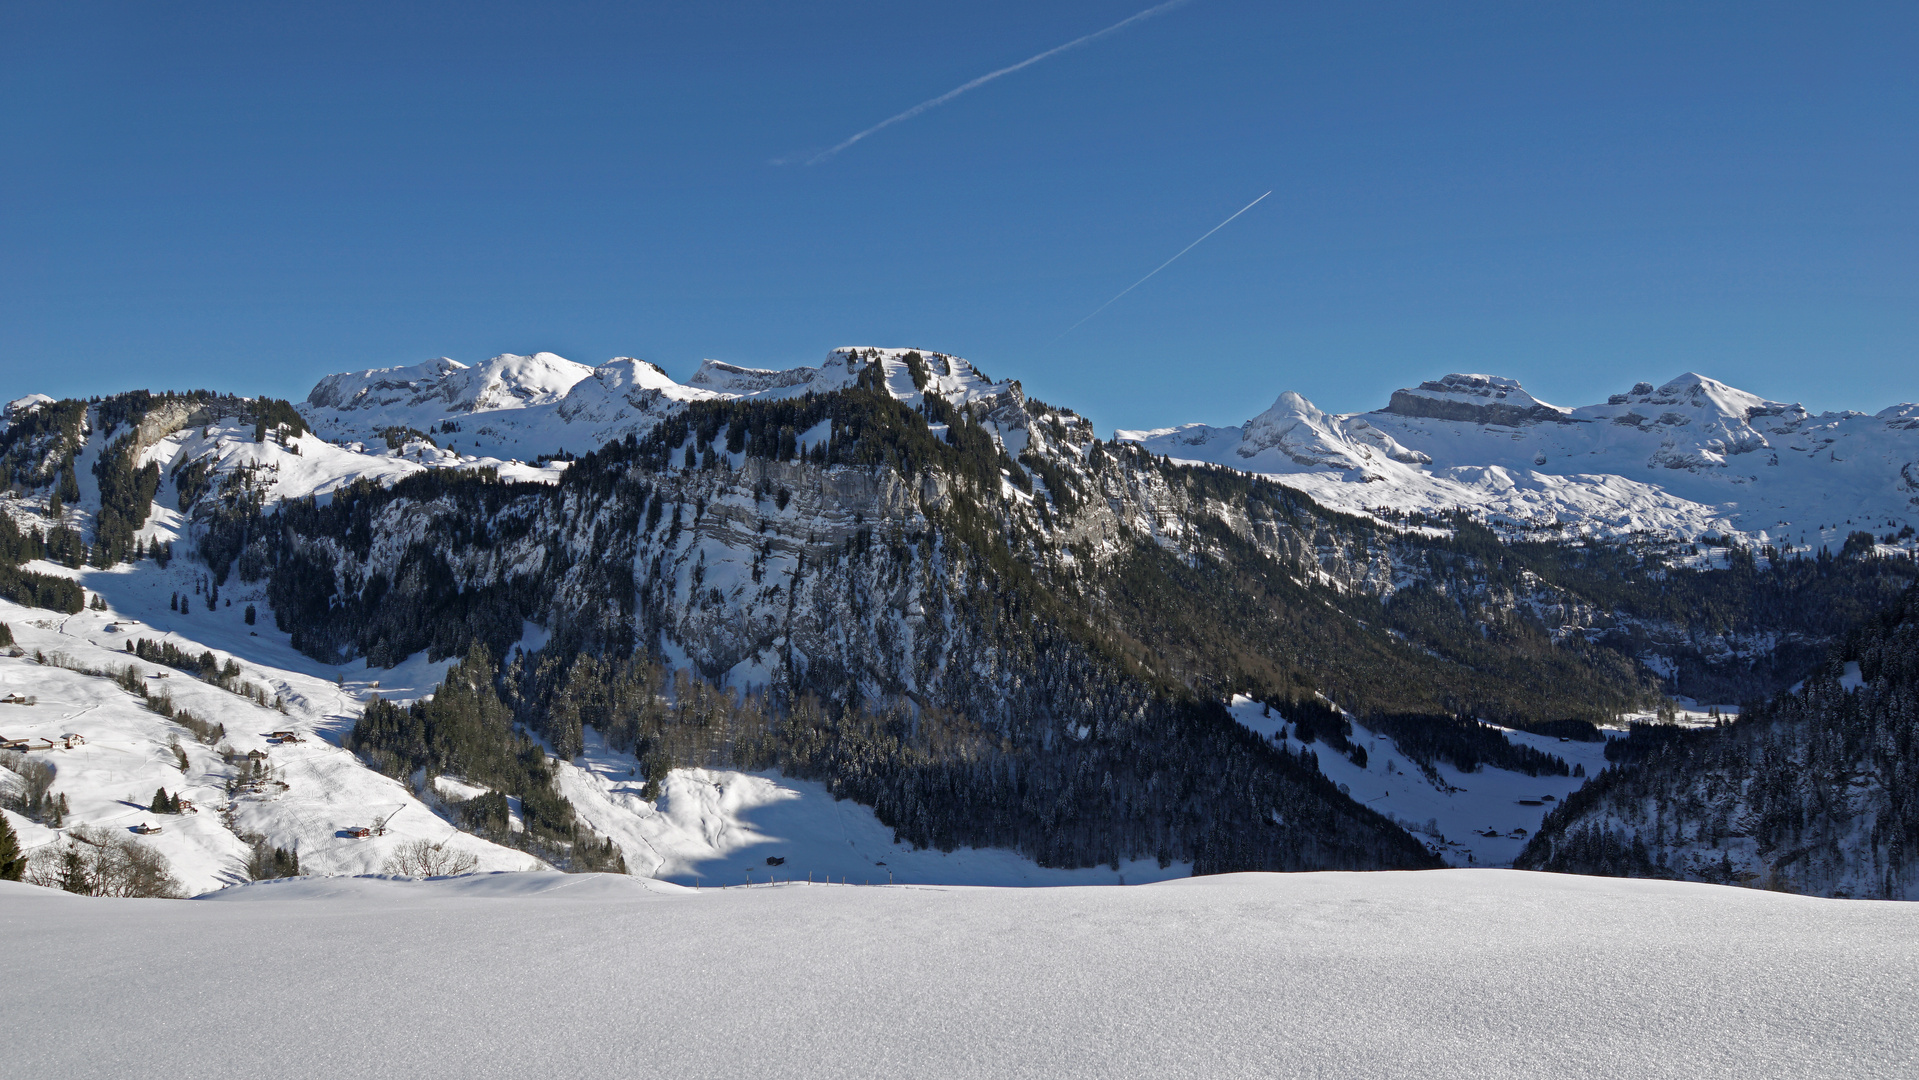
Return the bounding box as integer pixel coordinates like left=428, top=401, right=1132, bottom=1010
left=3, top=870, right=1913, bottom=1080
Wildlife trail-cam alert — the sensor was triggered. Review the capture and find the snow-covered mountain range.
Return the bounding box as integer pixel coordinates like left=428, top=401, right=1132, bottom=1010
left=1122, top=371, right=1919, bottom=549
left=297, top=350, right=1917, bottom=551
left=303, top=347, right=1016, bottom=464
left=4, top=345, right=1915, bottom=903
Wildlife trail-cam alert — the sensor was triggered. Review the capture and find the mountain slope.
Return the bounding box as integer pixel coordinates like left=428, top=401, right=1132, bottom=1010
left=1517, top=582, right=1919, bottom=900
left=4, top=348, right=1916, bottom=890
left=1124, top=371, right=1919, bottom=550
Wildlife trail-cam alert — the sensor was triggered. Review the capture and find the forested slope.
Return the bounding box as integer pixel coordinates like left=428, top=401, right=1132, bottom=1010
left=1518, top=584, right=1919, bottom=899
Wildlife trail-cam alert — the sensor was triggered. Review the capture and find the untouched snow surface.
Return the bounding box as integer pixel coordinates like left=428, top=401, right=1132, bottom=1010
left=3, top=869, right=1914, bottom=1079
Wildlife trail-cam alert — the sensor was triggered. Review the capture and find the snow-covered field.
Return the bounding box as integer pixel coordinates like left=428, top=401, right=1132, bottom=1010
left=3, top=869, right=1912, bottom=1079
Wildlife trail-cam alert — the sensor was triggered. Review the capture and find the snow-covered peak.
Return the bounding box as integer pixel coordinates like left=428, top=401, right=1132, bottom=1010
left=305, top=353, right=595, bottom=415
left=1604, top=372, right=1799, bottom=422
left=456, top=352, right=597, bottom=412
left=1123, top=391, right=1429, bottom=478
left=304, top=357, right=467, bottom=410
left=1124, top=364, right=1919, bottom=548
left=689, top=347, right=1020, bottom=411
left=1385, top=374, right=1570, bottom=426
left=6, top=393, right=55, bottom=417
left=1239, top=392, right=1371, bottom=469
left=2, top=393, right=57, bottom=433
left=586, top=357, right=685, bottom=396
left=298, top=345, right=1030, bottom=463
left=552, top=358, right=723, bottom=427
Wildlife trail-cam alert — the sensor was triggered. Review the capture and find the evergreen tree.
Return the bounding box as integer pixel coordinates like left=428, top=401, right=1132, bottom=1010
left=0, top=813, right=24, bottom=881
left=53, top=843, right=91, bottom=895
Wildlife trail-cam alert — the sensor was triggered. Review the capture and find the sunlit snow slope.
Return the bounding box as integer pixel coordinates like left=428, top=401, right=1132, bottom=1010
left=301, top=346, right=1017, bottom=462
left=1123, top=371, right=1919, bottom=548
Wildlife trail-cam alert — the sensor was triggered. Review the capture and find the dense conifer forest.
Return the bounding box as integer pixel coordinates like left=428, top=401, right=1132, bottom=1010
left=1519, top=583, right=1919, bottom=898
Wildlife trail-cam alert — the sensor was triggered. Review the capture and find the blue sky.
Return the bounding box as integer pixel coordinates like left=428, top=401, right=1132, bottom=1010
left=2, top=1, right=1913, bottom=430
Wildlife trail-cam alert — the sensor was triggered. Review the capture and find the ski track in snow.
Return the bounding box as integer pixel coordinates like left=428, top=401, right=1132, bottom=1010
left=2, top=869, right=1913, bottom=1079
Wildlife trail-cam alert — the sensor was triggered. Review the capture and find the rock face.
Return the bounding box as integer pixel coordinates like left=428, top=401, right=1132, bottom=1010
left=1384, top=374, right=1572, bottom=426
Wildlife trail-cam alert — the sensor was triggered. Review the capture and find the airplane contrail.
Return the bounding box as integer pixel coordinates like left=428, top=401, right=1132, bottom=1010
left=799, top=0, right=1194, bottom=166
left=1061, top=190, right=1272, bottom=335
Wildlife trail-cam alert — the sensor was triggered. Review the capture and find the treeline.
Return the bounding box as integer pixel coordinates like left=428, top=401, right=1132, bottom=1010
left=1363, top=713, right=1570, bottom=778
left=123, top=637, right=272, bottom=708
left=0, top=513, right=84, bottom=613
left=1099, top=502, right=1652, bottom=728
left=1501, top=521, right=1916, bottom=703
left=506, top=648, right=1437, bottom=875
left=1518, top=584, right=1919, bottom=899
left=91, top=428, right=161, bottom=567
left=566, top=367, right=1030, bottom=501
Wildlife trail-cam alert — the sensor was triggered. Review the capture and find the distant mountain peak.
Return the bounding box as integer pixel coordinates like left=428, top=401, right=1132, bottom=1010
left=1383, top=373, right=1570, bottom=426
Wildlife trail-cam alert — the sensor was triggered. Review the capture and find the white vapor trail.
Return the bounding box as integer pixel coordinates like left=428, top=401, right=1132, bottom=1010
left=1061, top=190, right=1271, bottom=335
left=799, top=0, right=1193, bottom=166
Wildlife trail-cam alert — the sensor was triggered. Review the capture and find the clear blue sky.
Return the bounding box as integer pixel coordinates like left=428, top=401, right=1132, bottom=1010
left=3, top=1, right=1913, bottom=430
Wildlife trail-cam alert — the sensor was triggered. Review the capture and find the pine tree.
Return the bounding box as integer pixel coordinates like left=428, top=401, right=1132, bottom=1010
left=0, top=813, right=24, bottom=881
left=53, top=843, right=91, bottom=895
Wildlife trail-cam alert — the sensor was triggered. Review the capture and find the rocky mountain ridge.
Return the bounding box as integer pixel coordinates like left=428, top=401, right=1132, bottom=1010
left=3, top=347, right=1914, bottom=891
left=1124, top=370, right=1919, bottom=550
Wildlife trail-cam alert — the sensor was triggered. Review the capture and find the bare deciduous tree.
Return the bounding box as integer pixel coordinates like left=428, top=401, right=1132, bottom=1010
left=382, top=838, right=479, bottom=878
left=26, top=825, right=184, bottom=898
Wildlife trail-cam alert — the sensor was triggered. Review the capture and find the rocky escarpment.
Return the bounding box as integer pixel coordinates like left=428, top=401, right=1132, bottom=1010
left=1385, top=374, right=1574, bottom=426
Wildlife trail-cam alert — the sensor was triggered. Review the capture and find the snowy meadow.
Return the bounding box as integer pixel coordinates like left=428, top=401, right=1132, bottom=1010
left=3, top=868, right=1913, bottom=1079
